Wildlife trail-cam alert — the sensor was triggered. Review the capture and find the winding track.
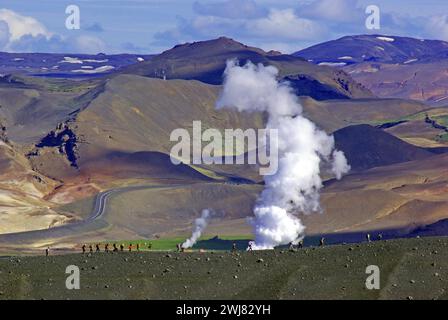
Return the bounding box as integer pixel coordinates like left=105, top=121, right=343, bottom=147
left=0, top=184, right=194, bottom=245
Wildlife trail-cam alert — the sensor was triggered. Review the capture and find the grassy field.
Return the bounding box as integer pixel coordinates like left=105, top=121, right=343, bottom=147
left=0, top=236, right=447, bottom=300
left=93, top=235, right=253, bottom=252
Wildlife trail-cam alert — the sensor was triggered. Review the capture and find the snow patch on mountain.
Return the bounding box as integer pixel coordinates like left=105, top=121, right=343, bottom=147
left=318, top=62, right=347, bottom=67
left=71, top=65, right=115, bottom=74
left=376, top=36, right=395, bottom=42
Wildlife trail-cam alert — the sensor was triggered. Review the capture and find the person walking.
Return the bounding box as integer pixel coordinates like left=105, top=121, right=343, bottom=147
left=319, top=237, right=325, bottom=246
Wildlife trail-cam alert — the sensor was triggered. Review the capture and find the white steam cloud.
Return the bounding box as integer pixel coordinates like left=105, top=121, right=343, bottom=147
left=216, top=60, right=350, bottom=250
left=182, top=209, right=212, bottom=249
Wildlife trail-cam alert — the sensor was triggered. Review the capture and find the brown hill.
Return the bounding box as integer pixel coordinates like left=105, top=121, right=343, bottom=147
left=333, top=124, right=433, bottom=171
left=26, top=74, right=264, bottom=184
left=122, top=37, right=373, bottom=101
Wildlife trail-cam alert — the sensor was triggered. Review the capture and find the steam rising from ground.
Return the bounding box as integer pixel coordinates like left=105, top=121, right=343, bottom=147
left=182, top=209, right=212, bottom=249
left=216, top=60, right=350, bottom=249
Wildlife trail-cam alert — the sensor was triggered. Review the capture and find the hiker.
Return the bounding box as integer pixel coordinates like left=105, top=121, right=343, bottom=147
left=105, top=243, right=109, bottom=253
left=298, top=240, right=304, bottom=249
left=366, top=233, right=371, bottom=243
left=289, top=242, right=295, bottom=251
left=231, top=242, right=237, bottom=252
left=89, top=245, right=93, bottom=253
left=378, top=233, right=383, bottom=241
left=129, top=243, right=132, bottom=252
left=45, top=247, right=50, bottom=257
left=120, top=244, right=124, bottom=252
left=176, top=243, right=182, bottom=252
left=81, top=244, right=86, bottom=254
left=136, top=243, right=140, bottom=252
left=247, top=241, right=254, bottom=251
left=148, top=243, right=152, bottom=250
left=96, top=244, right=100, bottom=252
left=113, top=243, right=118, bottom=252
left=319, top=237, right=325, bottom=247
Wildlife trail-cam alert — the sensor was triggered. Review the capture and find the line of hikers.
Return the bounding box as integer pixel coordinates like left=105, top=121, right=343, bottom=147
left=81, top=242, right=152, bottom=254
left=75, top=232, right=384, bottom=255
left=316, top=232, right=383, bottom=248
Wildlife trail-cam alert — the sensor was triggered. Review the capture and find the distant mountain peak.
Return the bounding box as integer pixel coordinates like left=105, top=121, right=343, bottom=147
left=294, top=34, right=448, bottom=65
left=161, top=37, right=268, bottom=58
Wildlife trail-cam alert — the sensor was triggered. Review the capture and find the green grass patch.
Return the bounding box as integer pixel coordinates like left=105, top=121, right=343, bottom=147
left=93, top=235, right=253, bottom=252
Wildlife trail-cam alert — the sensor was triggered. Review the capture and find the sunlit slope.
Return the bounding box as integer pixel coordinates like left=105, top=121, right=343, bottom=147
left=0, top=141, right=75, bottom=234
left=28, top=75, right=264, bottom=181
left=300, top=96, right=428, bottom=133
left=305, top=153, right=448, bottom=234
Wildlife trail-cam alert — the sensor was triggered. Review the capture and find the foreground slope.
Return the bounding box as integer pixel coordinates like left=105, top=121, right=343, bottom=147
left=0, top=237, right=446, bottom=300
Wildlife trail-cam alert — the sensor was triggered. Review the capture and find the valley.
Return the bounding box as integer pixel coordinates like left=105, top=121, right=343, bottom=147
left=0, top=36, right=448, bottom=255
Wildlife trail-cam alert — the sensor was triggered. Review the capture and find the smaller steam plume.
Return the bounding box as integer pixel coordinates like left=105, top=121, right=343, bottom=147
left=182, top=209, right=212, bottom=249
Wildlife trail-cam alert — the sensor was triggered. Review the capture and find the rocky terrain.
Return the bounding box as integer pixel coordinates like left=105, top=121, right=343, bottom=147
left=0, top=237, right=446, bottom=300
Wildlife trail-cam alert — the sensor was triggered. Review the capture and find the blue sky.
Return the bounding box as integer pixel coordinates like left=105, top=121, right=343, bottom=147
left=0, top=0, right=447, bottom=54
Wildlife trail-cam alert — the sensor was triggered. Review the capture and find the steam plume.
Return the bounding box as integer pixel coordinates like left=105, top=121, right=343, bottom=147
left=217, top=60, right=350, bottom=249
left=182, top=209, right=212, bottom=249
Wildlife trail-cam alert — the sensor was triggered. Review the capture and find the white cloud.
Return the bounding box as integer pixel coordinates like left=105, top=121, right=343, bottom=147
left=72, top=35, right=106, bottom=53
left=299, top=0, right=362, bottom=23
left=247, top=9, right=326, bottom=41
left=426, top=15, right=448, bottom=40
left=0, top=21, right=10, bottom=49
left=0, top=8, right=51, bottom=42
left=0, top=9, right=106, bottom=54
left=193, top=0, right=266, bottom=19
left=190, top=15, right=239, bottom=36
left=154, top=7, right=326, bottom=49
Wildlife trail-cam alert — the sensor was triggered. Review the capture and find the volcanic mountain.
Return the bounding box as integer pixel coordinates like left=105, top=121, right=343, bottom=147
left=122, top=37, right=373, bottom=101
left=294, top=34, right=448, bottom=103
left=294, top=34, right=448, bottom=65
